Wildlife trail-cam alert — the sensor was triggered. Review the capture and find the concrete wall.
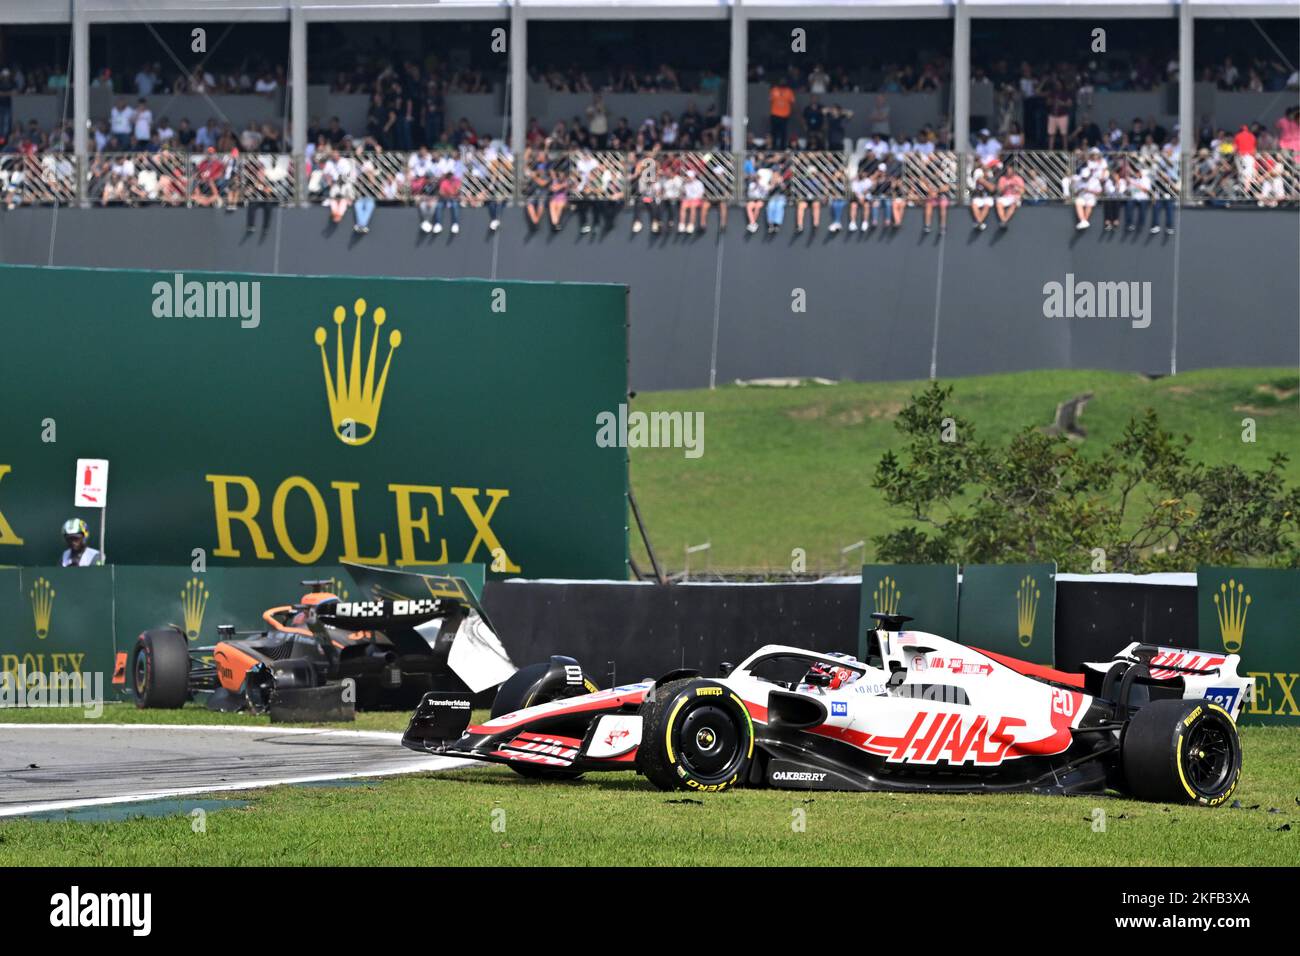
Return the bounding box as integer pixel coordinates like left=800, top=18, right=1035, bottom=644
left=1, top=204, right=1294, bottom=391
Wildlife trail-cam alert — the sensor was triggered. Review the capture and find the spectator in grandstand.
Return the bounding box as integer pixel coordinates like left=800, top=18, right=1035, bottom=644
left=1004, top=121, right=1025, bottom=151
left=433, top=168, right=462, bottom=236
left=768, top=76, right=795, bottom=148
left=659, top=161, right=683, bottom=233
left=802, top=96, right=827, bottom=150
left=764, top=164, right=787, bottom=235
left=78, top=119, right=109, bottom=157
left=322, top=148, right=357, bottom=225
left=416, top=170, right=439, bottom=234
left=1072, top=152, right=1104, bottom=229
left=850, top=163, right=879, bottom=232
left=1233, top=123, right=1257, bottom=191
left=969, top=164, right=994, bottom=230
left=108, top=99, right=134, bottom=149
left=827, top=187, right=847, bottom=233
left=546, top=162, right=568, bottom=231
left=631, top=145, right=660, bottom=235
left=994, top=160, right=1025, bottom=228
left=131, top=99, right=153, bottom=148
left=1107, top=157, right=1138, bottom=234
left=1277, top=106, right=1300, bottom=153
left=100, top=153, right=141, bottom=205
left=974, top=128, right=1002, bottom=165
left=523, top=148, right=549, bottom=230
left=1069, top=113, right=1103, bottom=151
left=1255, top=151, right=1287, bottom=208
left=824, top=104, right=852, bottom=153
left=679, top=168, right=705, bottom=234
left=882, top=158, right=907, bottom=229
left=254, top=71, right=279, bottom=97
left=586, top=95, right=610, bottom=148
left=1146, top=142, right=1178, bottom=233
left=450, top=117, right=479, bottom=149
left=793, top=161, right=823, bottom=233
left=1044, top=79, right=1073, bottom=150
left=922, top=176, right=949, bottom=236
left=1100, top=163, right=1124, bottom=232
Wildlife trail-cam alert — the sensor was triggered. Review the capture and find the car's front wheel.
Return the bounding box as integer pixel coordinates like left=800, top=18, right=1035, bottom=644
left=636, top=679, right=753, bottom=792
left=131, top=628, right=191, bottom=709
left=1121, top=698, right=1242, bottom=806
left=491, top=658, right=599, bottom=780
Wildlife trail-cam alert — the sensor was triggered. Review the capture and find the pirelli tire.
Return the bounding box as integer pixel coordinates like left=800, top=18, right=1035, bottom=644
left=1121, top=698, right=1242, bottom=807
left=636, top=679, right=754, bottom=793
left=131, top=627, right=191, bottom=709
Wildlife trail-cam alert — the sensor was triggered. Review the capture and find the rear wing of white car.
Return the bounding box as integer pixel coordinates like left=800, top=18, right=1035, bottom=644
left=1083, top=642, right=1254, bottom=722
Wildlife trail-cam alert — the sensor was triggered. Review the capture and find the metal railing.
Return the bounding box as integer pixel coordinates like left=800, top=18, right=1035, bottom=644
left=5, top=147, right=1298, bottom=209
left=900, top=151, right=958, bottom=202
left=1191, top=150, right=1300, bottom=205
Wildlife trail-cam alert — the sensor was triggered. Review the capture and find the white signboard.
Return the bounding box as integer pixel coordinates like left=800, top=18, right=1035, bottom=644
left=74, top=459, right=109, bottom=508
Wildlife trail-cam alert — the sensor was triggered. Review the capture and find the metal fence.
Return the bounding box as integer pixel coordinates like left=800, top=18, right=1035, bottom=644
left=3, top=148, right=1298, bottom=208
left=1191, top=150, right=1300, bottom=206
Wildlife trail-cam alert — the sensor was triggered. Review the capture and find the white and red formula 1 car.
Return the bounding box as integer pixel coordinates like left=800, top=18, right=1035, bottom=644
left=403, top=614, right=1253, bottom=806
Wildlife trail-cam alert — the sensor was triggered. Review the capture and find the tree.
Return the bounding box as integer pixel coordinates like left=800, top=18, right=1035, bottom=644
left=872, top=382, right=1300, bottom=572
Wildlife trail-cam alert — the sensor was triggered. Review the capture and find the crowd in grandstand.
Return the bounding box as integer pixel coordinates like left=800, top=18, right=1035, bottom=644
left=1, top=33, right=1297, bottom=225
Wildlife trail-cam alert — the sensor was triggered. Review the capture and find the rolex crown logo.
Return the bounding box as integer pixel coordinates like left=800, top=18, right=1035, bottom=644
left=1016, top=575, right=1040, bottom=648
left=30, top=576, right=54, bottom=640
left=1213, top=578, right=1250, bottom=654
left=873, top=575, right=902, bottom=616
left=181, top=577, right=210, bottom=641
left=315, top=298, right=401, bottom=446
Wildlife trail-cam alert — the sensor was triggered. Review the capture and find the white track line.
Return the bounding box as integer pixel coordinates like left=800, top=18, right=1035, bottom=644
left=0, top=723, right=408, bottom=739
left=0, top=723, right=475, bottom=818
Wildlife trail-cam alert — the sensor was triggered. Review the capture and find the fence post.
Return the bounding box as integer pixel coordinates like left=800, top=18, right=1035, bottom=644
left=76, top=154, right=87, bottom=207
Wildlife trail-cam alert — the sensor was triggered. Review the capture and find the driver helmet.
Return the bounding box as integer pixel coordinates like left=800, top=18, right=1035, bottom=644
left=62, top=518, right=89, bottom=538
left=806, top=661, right=857, bottom=690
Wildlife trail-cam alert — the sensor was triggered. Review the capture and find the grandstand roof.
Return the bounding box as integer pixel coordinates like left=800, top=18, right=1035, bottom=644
left=2, top=0, right=1295, bottom=21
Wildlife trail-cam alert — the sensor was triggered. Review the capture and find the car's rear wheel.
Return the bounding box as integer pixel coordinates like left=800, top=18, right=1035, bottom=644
left=636, top=679, right=753, bottom=792
left=131, top=628, right=191, bottom=709
left=1121, top=698, right=1241, bottom=806
left=492, top=659, right=599, bottom=780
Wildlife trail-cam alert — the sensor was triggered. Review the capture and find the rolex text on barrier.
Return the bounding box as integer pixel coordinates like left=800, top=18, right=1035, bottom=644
left=0, top=265, right=629, bottom=580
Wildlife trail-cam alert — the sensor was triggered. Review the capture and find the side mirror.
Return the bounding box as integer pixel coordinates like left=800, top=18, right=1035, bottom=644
left=717, top=661, right=733, bottom=678
left=803, top=670, right=833, bottom=688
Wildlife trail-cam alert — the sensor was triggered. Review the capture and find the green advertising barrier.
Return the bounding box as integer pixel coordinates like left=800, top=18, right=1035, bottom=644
left=1197, top=567, right=1300, bottom=726
left=858, top=564, right=959, bottom=659
left=0, top=562, right=491, bottom=705
left=0, top=265, right=628, bottom=580
left=0, top=567, right=116, bottom=700
left=957, top=563, right=1057, bottom=664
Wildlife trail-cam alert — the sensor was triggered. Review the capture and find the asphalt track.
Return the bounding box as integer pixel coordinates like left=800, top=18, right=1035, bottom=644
left=0, top=724, right=474, bottom=818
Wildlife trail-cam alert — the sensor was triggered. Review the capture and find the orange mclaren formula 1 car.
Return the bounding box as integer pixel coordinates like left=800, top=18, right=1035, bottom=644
left=114, top=563, right=574, bottom=721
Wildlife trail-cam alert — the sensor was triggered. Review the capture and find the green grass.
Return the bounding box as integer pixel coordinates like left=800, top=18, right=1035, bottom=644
left=0, top=705, right=1295, bottom=866
left=627, top=368, right=1300, bottom=573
